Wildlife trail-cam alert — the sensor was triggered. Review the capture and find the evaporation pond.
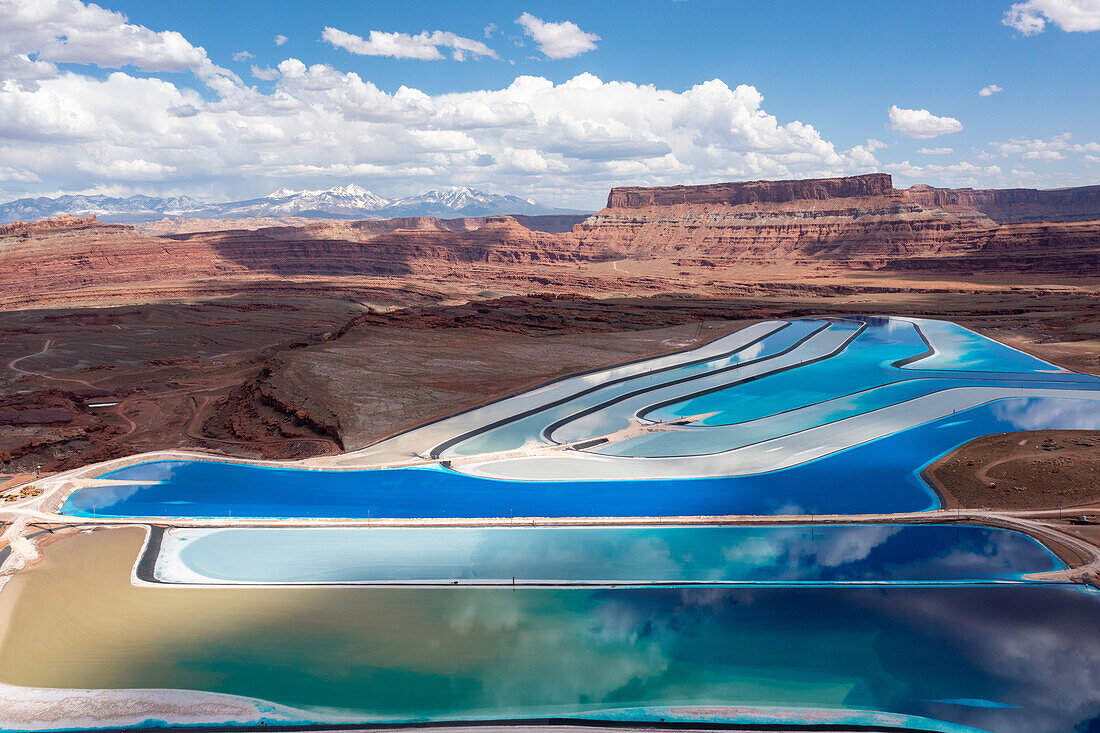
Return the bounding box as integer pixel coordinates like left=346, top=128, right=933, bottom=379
left=152, top=524, right=1065, bottom=585
left=3, top=528, right=1099, bottom=733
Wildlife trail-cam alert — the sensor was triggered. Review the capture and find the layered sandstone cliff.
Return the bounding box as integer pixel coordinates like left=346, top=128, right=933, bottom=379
left=160, top=216, right=604, bottom=278
left=0, top=216, right=256, bottom=305
left=579, top=175, right=989, bottom=266
left=0, top=214, right=602, bottom=307
left=578, top=174, right=1100, bottom=269
left=607, top=173, right=897, bottom=208
left=603, top=174, right=1100, bottom=222
left=0, top=214, right=108, bottom=236
left=886, top=220, right=1100, bottom=273
left=136, top=213, right=587, bottom=236
left=3, top=175, right=1097, bottom=308
left=905, top=183, right=1100, bottom=223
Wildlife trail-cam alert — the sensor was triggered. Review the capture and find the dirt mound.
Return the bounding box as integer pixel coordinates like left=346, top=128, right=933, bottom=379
left=927, top=430, right=1100, bottom=510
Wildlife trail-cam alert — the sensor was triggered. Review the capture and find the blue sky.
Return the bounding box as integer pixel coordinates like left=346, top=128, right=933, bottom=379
left=0, top=0, right=1097, bottom=209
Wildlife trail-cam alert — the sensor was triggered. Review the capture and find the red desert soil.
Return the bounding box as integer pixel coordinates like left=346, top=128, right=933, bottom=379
left=927, top=430, right=1100, bottom=510
left=0, top=298, right=367, bottom=472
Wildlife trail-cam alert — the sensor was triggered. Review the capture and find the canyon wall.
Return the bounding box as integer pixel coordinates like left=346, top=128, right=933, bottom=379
left=905, top=183, right=1100, bottom=223
left=0, top=215, right=256, bottom=306
left=581, top=174, right=1100, bottom=269
left=164, top=216, right=605, bottom=277
left=605, top=175, right=1100, bottom=223
left=136, top=213, right=587, bottom=236
left=607, top=173, right=896, bottom=208
left=0, top=214, right=605, bottom=307
left=581, top=176, right=987, bottom=266
left=3, top=175, right=1098, bottom=308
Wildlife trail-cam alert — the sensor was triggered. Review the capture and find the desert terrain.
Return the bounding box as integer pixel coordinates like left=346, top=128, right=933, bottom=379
left=2, top=174, right=1099, bottom=514
left=928, top=430, right=1100, bottom=510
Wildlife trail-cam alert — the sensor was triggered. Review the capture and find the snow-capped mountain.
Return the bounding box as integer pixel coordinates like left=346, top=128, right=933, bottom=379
left=258, top=184, right=391, bottom=214
left=385, top=187, right=546, bottom=218
left=0, top=185, right=581, bottom=224
left=0, top=194, right=206, bottom=224
left=198, top=184, right=393, bottom=219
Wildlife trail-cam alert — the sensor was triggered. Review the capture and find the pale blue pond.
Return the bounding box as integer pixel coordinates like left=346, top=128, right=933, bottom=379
left=442, top=316, right=1097, bottom=458
left=545, top=318, right=866, bottom=445
left=445, top=317, right=831, bottom=457
left=597, top=380, right=1099, bottom=457
left=646, top=315, right=929, bottom=424
left=905, top=318, right=1066, bottom=373
left=646, top=317, right=1091, bottom=428
left=154, top=525, right=1066, bottom=585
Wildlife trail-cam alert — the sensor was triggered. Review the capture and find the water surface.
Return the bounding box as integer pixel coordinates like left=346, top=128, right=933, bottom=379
left=155, top=524, right=1066, bottom=585
left=2, top=529, right=1097, bottom=733
left=63, top=396, right=1100, bottom=518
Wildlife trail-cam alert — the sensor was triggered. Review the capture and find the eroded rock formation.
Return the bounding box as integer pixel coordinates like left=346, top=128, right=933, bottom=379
left=2, top=175, right=1098, bottom=308
left=607, top=173, right=897, bottom=208
left=579, top=174, right=1100, bottom=270
left=905, top=183, right=1100, bottom=223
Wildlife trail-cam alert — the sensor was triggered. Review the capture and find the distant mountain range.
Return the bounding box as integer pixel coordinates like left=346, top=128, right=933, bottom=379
left=0, top=185, right=585, bottom=224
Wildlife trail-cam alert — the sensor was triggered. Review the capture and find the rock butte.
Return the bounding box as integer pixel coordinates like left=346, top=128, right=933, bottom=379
left=580, top=173, right=1100, bottom=270
left=2, top=174, right=1099, bottom=308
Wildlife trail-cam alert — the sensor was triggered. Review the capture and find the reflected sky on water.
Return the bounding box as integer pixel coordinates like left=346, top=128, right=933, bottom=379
left=3, top=529, right=1098, bottom=733
left=156, top=524, right=1065, bottom=585
left=64, top=394, right=1100, bottom=518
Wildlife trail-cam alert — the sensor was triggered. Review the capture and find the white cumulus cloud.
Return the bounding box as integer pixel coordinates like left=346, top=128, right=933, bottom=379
left=979, top=84, right=1003, bottom=96
left=0, top=166, right=41, bottom=183
left=321, top=26, right=497, bottom=61
left=274, top=34, right=287, bottom=46
left=0, top=55, right=880, bottom=207
left=1023, top=149, right=1065, bottom=160
left=250, top=65, right=278, bottom=81
left=30, top=0, right=1100, bottom=209
left=992, top=132, right=1100, bottom=159
left=887, top=105, right=963, bottom=139
left=1003, top=0, right=1100, bottom=34
left=515, top=12, right=599, bottom=59
left=0, top=0, right=230, bottom=85
left=885, top=160, right=1005, bottom=187
left=917, top=147, right=954, bottom=155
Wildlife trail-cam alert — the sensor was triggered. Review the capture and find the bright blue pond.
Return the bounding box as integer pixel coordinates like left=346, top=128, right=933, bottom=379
left=595, top=376, right=1100, bottom=457
left=157, top=524, right=1065, bottom=585
left=63, top=396, right=1100, bottom=518
left=649, top=317, right=1090, bottom=426
left=649, top=315, right=930, bottom=424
